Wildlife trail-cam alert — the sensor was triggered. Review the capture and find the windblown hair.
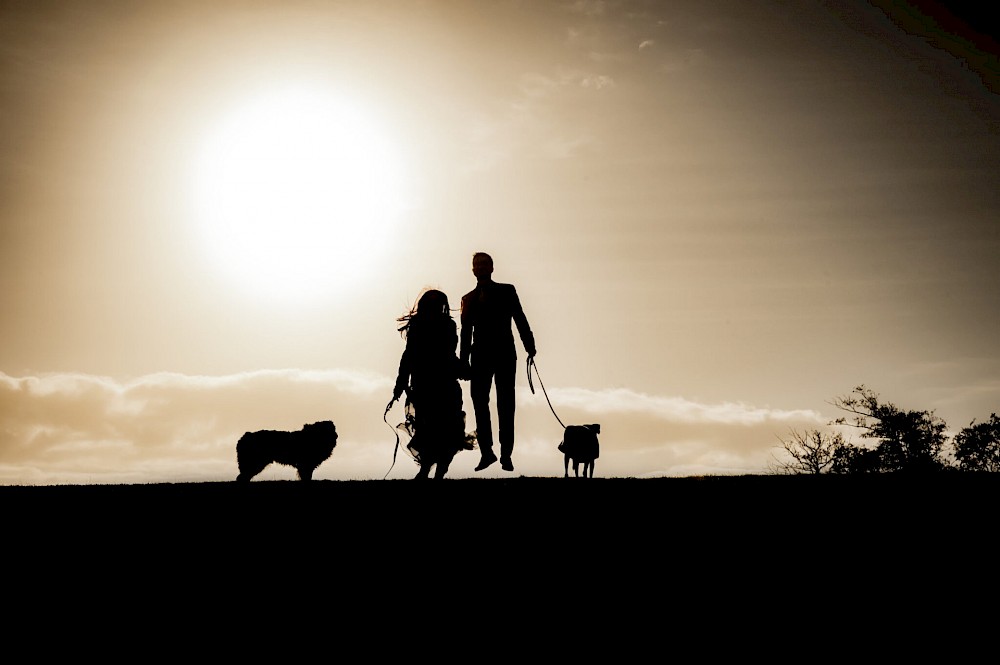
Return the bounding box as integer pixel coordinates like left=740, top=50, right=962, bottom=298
left=397, top=288, right=454, bottom=337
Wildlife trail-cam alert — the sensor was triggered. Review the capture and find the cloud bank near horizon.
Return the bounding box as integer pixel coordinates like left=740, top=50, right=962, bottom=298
left=0, top=369, right=830, bottom=484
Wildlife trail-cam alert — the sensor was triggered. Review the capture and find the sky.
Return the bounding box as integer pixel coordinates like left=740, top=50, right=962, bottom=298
left=2, top=0, right=998, bottom=484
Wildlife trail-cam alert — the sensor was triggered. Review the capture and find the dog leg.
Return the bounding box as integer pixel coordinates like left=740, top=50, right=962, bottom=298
left=564, top=454, right=571, bottom=478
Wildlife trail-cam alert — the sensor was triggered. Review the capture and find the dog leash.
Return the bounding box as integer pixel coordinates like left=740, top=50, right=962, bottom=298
left=382, top=397, right=401, bottom=479
left=527, top=356, right=566, bottom=429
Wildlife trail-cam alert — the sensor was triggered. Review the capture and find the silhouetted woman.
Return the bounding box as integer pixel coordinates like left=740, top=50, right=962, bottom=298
left=390, top=289, right=472, bottom=479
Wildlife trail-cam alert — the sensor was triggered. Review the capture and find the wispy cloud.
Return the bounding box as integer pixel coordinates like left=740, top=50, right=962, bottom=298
left=580, top=74, right=615, bottom=89
left=566, top=0, right=607, bottom=18
left=1, top=370, right=834, bottom=484
left=538, top=386, right=825, bottom=425
left=461, top=66, right=615, bottom=168
left=0, top=369, right=394, bottom=484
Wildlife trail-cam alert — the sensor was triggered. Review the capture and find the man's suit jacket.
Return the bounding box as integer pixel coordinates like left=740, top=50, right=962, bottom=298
left=460, top=280, right=535, bottom=365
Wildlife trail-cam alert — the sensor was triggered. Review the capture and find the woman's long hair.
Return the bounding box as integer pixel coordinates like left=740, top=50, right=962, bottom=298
left=397, top=288, right=453, bottom=337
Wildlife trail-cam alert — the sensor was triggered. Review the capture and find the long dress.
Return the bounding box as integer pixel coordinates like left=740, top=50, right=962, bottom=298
left=394, top=314, right=471, bottom=475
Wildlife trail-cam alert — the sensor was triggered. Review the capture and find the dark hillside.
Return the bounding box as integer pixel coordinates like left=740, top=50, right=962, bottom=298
left=7, top=474, right=995, bottom=549
left=6, top=475, right=993, bottom=624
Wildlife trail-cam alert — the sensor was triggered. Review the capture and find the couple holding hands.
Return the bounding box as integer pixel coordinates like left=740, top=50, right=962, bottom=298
left=389, top=252, right=536, bottom=479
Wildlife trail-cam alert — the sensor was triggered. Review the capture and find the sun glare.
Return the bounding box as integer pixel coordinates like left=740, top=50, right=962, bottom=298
left=190, top=85, right=409, bottom=304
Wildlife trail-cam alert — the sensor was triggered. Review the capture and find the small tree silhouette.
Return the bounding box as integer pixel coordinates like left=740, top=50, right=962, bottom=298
left=953, top=414, right=1000, bottom=472
left=769, top=428, right=847, bottom=474
left=829, top=385, right=951, bottom=474
left=830, top=442, right=884, bottom=474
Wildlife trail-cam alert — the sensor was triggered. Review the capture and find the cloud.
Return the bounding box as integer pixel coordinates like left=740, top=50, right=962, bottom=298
left=0, top=370, right=833, bottom=484
left=539, top=386, right=825, bottom=425
left=580, top=74, right=615, bottom=89
left=0, top=369, right=394, bottom=484
left=639, top=39, right=655, bottom=49
left=510, top=385, right=829, bottom=478
left=567, top=0, right=607, bottom=17
left=460, top=67, right=614, bottom=168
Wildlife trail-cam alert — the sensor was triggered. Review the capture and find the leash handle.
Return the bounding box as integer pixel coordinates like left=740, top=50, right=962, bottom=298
left=527, top=357, right=566, bottom=430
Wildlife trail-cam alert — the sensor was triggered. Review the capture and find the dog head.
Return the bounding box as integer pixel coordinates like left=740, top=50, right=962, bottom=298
left=302, top=420, right=338, bottom=442
left=559, top=423, right=600, bottom=458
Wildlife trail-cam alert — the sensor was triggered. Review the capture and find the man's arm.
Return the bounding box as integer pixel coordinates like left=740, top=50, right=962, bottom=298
left=510, top=286, right=536, bottom=358
left=459, top=294, right=473, bottom=364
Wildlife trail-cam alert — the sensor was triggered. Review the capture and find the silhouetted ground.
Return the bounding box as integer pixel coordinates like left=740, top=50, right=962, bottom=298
left=7, top=474, right=995, bottom=552
left=6, top=474, right=994, bottom=643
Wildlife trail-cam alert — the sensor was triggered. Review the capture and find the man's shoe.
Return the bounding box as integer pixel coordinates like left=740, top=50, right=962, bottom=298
left=475, top=453, right=498, bottom=471
left=500, top=457, right=514, bottom=472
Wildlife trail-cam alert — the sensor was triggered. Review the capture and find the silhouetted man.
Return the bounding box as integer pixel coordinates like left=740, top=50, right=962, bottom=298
left=460, top=252, right=536, bottom=472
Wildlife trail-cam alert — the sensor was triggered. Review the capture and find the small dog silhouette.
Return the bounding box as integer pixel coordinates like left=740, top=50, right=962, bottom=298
left=236, top=420, right=338, bottom=482
left=558, top=424, right=601, bottom=478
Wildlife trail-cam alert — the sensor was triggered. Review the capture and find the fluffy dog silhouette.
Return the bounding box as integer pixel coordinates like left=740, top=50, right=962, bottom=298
left=236, top=420, right=338, bottom=482
left=558, top=424, right=601, bottom=478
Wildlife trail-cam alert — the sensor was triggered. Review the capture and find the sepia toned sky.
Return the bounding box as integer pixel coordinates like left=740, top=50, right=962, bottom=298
left=2, top=1, right=998, bottom=484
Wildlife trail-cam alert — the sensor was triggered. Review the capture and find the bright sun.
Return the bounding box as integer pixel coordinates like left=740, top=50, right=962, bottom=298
left=190, top=85, right=408, bottom=304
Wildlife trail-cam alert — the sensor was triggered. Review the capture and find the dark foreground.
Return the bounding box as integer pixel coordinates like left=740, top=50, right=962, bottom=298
left=7, top=474, right=996, bottom=550
left=6, top=474, right=996, bottom=642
